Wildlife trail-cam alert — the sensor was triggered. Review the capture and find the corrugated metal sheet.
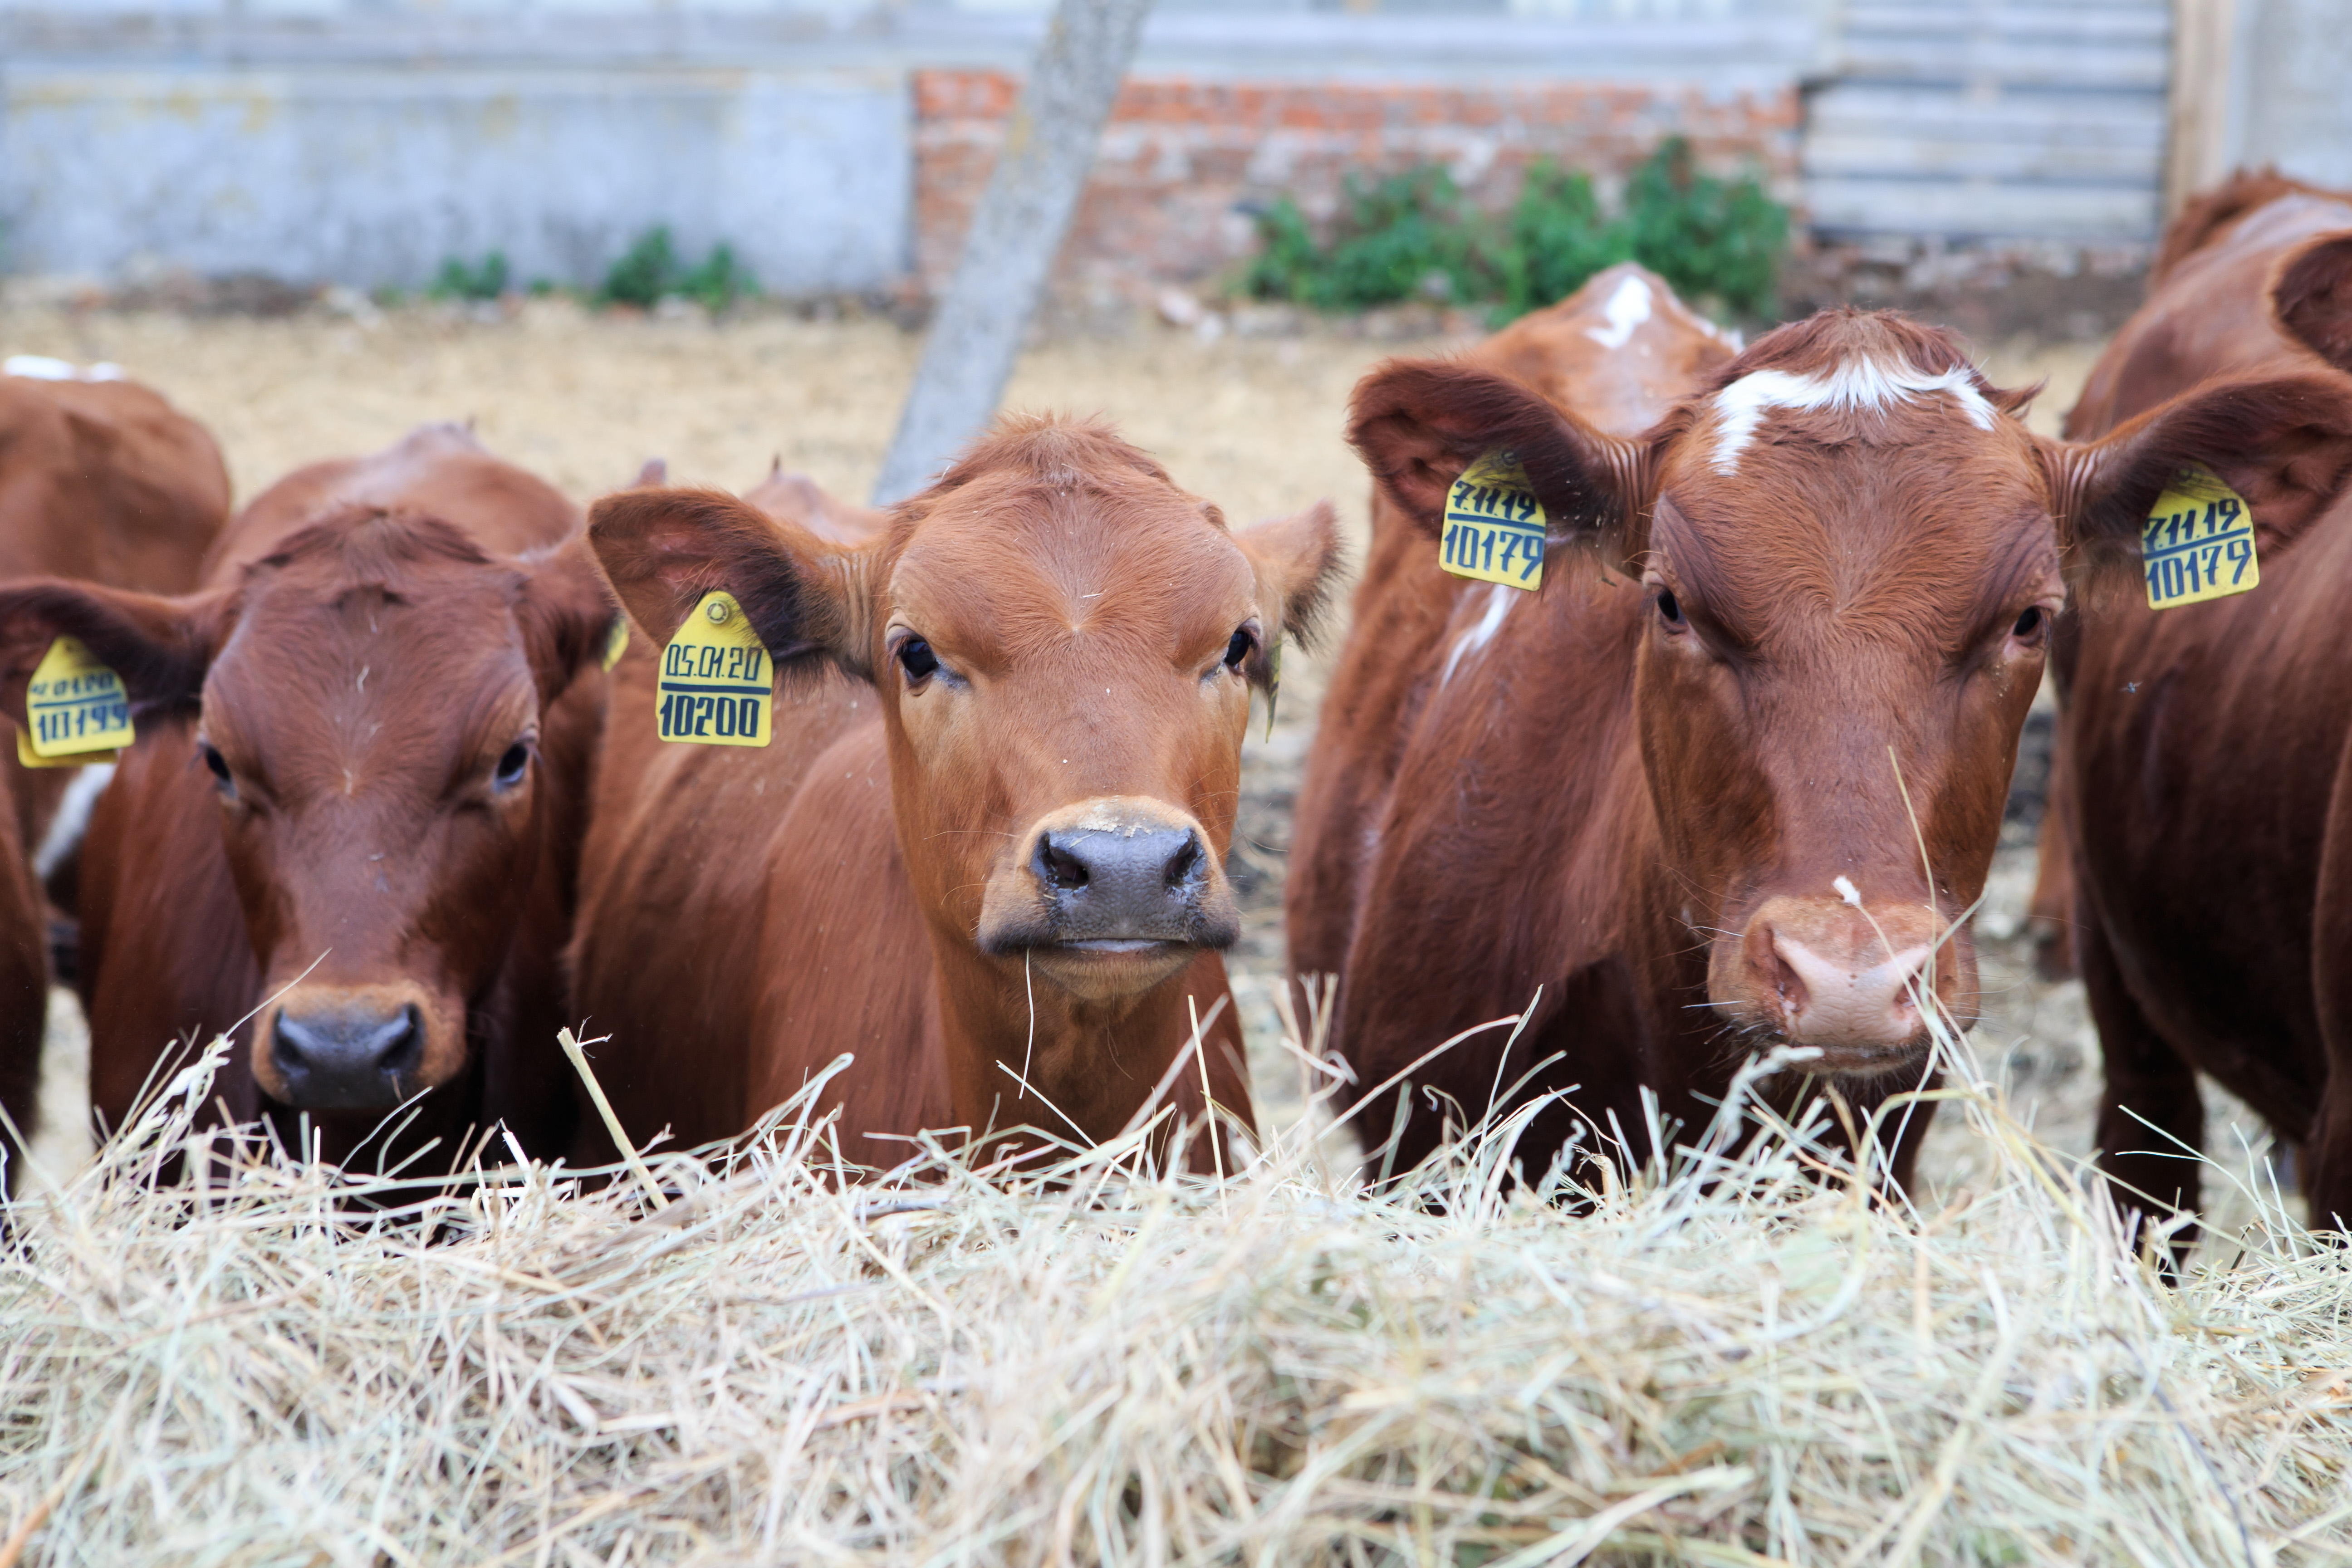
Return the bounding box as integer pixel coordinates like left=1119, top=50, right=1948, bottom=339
left=1802, top=0, right=2172, bottom=242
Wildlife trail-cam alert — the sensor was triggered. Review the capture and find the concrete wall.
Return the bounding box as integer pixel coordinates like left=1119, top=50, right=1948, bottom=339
left=2226, top=0, right=2352, bottom=190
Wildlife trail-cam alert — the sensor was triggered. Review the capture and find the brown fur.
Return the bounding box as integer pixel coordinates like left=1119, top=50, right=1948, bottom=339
left=573, top=431, right=1342, bottom=1173
left=1288, top=263, right=2352, bottom=1190
left=0, top=372, right=228, bottom=1191
left=2048, top=177, right=2352, bottom=1235
left=0, top=425, right=615, bottom=1168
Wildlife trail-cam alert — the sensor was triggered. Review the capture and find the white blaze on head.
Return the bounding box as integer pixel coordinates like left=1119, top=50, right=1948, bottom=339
left=1584, top=273, right=1654, bottom=350
left=1708, top=357, right=1996, bottom=475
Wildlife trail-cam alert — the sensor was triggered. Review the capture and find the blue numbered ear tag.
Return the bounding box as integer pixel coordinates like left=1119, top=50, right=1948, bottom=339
left=657, top=592, right=772, bottom=747
left=18, top=636, right=133, bottom=767
left=1440, top=451, right=1547, bottom=591
left=2142, top=466, right=2257, bottom=610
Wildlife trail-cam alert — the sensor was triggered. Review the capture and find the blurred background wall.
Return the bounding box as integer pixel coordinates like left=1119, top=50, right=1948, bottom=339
left=0, top=0, right=2338, bottom=300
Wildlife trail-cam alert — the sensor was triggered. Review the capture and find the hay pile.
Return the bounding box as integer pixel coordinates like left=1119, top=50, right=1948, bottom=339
left=2, top=1009, right=2347, bottom=1567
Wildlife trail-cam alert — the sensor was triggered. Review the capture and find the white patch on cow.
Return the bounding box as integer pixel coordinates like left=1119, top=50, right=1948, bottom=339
left=1833, top=874, right=1862, bottom=907
left=5, top=354, right=125, bottom=383
left=31, top=762, right=116, bottom=883
left=1709, top=356, right=1996, bottom=475
left=1584, top=273, right=1653, bottom=350
left=1440, top=583, right=1516, bottom=691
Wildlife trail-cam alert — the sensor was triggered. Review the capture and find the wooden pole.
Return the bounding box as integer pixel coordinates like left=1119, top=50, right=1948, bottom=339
left=2164, top=0, right=2237, bottom=218
left=872, top=0, right=1154, bottom=505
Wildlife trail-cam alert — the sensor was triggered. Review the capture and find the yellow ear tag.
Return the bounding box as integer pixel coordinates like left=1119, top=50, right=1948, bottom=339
left=20, top=636, right=134, bottom=764
left=657, top=592, right=772, bottom=747
left=601, top=615, right=629, bottom=671
left=2142, top=466, right=2258, bottom=609
left=1441, top=450, right=1547, bottom=591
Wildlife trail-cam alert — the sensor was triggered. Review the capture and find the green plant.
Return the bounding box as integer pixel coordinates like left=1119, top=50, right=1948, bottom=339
left=428, top=251, right=509, bottom=302
left=598, top=227, right=759, bottom=312
left=1495, top=161, right=1631, bottom=318
left=1245, top=169, right=1489, bottom=311
left=1617, top=136, right=1787, bottom=318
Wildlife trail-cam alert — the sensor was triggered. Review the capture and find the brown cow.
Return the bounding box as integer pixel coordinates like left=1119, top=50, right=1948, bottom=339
left=2044, top=172, right=2352, bottom=1235
left=0, top=424, right=616, bottom=1168
left=0, top=363, right=229, bottom=1191
left=1289, top=263, right=2352, bottom=1190
left=572, top=418, right=1339, bottom=1171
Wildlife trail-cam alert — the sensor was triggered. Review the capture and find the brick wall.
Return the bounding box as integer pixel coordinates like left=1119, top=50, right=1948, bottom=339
left=913, top=71, right=1802, bottom=306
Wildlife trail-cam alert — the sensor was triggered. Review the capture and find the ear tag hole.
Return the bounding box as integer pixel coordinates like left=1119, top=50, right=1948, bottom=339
left=1440, top=450, right=1548, bottom=592
left=2141, top=465, right=2259, bottom=610
left=19, top=635, right=134, bottom=766
left=656, top=591, right=774, bottom=748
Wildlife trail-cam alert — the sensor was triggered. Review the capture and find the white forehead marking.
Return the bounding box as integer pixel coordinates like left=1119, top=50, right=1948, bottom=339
left=1440, top=583, right=1516, bottom=691
left=5, top=354, right=124, bottom=382
left=1584, top=274, right=1653, bottom=351
left=1709, top=356, right=1996, bottom=475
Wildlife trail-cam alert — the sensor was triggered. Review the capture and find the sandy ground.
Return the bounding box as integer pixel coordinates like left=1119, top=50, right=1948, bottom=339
left=4, top=302, right=2278, bottom=1226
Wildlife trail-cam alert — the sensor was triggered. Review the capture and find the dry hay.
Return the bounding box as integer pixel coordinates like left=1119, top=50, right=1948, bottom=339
left=1, top=998, right=2348, bottom=1568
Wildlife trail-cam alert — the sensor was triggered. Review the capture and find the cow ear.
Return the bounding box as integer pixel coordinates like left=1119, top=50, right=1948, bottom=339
left=587, top=486, right=877, bottom=681
left=2274, top=231, right=2352, bottom=374
left=513, top=536, right=623, bottom=704
left=2044, top=371, right=2352, bottom=578
left=1348, top=358, right=1650, bottom=565
left=0, top=578, right=227, bottom=733
left=1235, top=500, right=1345, bottom=655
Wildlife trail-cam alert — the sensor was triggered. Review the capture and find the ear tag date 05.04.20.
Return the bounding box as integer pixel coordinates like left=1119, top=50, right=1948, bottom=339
left=16, top=634, right=131, bottom=769
left=2142, top=465, right=2258, bottom=611
left=657, top=591, right=773, bottom=747
left=1440, top=450, right=1548, bottom=592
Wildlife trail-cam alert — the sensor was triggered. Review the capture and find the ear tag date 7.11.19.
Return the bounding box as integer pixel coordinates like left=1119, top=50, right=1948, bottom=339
left=2142, top=465, right=2258, bottom=610
left=657, top=591, right=773, bottom=747
left=15, top=635, right=131, bottom=769
left=1440, top=450, right=1548, bottom=592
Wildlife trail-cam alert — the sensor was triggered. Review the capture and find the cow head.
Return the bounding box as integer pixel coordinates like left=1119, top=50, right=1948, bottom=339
left=0, top=509, right=616, bottom=1111
left=1353, top=310, right=2352, bottom=1076
left=590, top=417, right=1340, bottom=1010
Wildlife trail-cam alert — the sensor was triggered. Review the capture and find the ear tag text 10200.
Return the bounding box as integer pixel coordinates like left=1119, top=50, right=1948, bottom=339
left=16, top=635, right=132, bottom=768
left=1441, top=450, right=1547, bottom=592
left=2142, top=466, right=2258, bottom=610
left=657, top=592, right=772, bottom=747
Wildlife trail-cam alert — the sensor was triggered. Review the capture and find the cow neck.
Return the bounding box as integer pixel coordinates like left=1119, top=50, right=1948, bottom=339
left=926, top=936, right=1212, bottom=1153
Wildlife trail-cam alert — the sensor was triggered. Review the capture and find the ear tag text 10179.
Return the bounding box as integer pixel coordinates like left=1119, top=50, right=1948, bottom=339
left=2143, top=466, right=2258, bottom=610
left=657, top=592, right=772, bottom=747
left=1441, top=450, right=1547, bottom=591
left=16, top=636, right=132, bottom=768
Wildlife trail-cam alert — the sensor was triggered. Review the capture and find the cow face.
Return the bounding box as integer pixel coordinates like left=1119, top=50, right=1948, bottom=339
left=0, top=510, right=614, bottom=1111
left=1352, top=313, right=2352, bottom=1076
left=590, top=417, right=1340, bottom=1007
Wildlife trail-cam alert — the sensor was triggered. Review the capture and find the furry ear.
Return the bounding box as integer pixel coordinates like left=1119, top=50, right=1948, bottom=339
left=1234, top=500, right=1345, bottom=658
left=513, top=536, right=622, bottom=704
left=2274, top=231, right=2352, bottom=374
left=0, top=578, right=230, bottom=734
left=587, top=486, right=879, bottom=681
left=1348, top=358, right=1650, bottom=567
left=2043, top=371, right=2352, bottom=579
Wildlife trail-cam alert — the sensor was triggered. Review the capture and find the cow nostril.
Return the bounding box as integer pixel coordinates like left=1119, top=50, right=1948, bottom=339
left=376, top=1005, right=426, bottom=1071
left=1036, top=833, right=1090, bottom=891
left=1163, top=831, right=1203, bottom=887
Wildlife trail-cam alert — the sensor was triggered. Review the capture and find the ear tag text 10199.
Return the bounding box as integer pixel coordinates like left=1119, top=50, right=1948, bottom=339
left=2142, top=466, right=2258, bottom=610
left=1441, top=450, right=1547, bottom=592
left=657, top=592, right=772, bottom=747
left=16, top=636, right=132, bottom=768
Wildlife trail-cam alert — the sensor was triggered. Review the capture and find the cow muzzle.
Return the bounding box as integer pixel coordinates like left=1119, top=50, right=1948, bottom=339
left=1711, top=894, right=1971, bottom=1075
left=978, top=796, right=1240, bottom=1000
left=259, top=981, right=461, bottom=1111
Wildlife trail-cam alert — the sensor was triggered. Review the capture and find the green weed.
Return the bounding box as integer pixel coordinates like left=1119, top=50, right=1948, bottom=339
left=598, top=227, right=759, bottom=313
left=428, top=251, right=509, bottom=302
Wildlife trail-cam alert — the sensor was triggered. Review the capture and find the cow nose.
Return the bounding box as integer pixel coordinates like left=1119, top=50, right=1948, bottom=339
left=270, top=1000, right=427, bottom=1110
left=1765, top=932, right=1934, bottom=1046
left=1034, top=825, right=1203, bottom=896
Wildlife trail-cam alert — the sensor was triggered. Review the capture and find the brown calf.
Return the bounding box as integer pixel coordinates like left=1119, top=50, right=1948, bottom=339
left=0, top=425, right=616, bottom=1167
left=0, top=365, right=229, bottom=1191
left=2048, top=173, right=2352, bottom=1234
left=573, top=420, right=1339, bottom=1170
left=1290, top=263, right=2352, bottom=1188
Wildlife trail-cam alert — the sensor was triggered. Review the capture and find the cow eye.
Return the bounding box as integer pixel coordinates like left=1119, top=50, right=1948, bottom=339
left=2011, top=606, right=2045, bottom=640
left=199, top=740, right=235, bottom=797
left=1223, top=627, right=1254, bottom=671
left=897, top=636, right=940, bottom=685
left=492, top=740, right=532, bottom=791
left=1655, top=588, right=1686, bottom=628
